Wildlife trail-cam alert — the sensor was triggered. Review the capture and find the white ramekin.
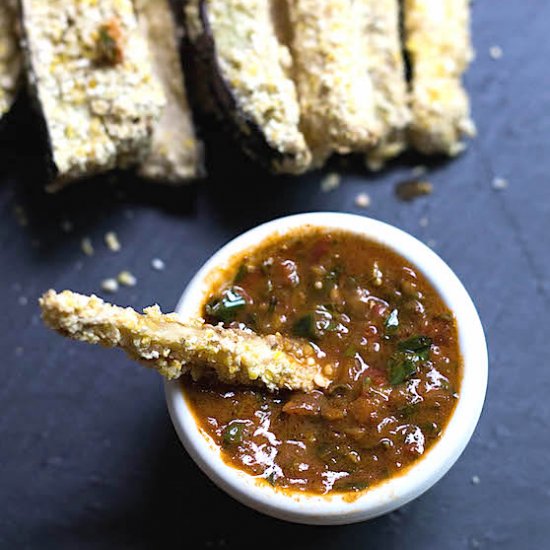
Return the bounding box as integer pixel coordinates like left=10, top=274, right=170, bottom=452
left=165, top=213, right=488, bottom=525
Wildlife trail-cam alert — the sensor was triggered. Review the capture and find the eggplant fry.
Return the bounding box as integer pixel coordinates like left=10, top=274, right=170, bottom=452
left=19, top=0, right=165, bottom=189
left=135, top=0, right=203, bottom=184
left=355, top=0, right=411, bottom=170
left=0, top=0, right=21, bottom=119
left=286, top=0, right=379, bottom=162
left=404, top=0, right=476, bottom=155
left=40, top=290, right=330, bottom=393
left=184, top=0, right=312, bottom=174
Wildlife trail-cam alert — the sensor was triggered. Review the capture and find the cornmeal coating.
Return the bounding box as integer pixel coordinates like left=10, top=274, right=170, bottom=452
left=287, top=0, right=379, bottom=162
left=20, top=0, right=165, bottom=188
left=40, top=290, right=330, bottom=393
left=404, top=0, right=475, bottom=155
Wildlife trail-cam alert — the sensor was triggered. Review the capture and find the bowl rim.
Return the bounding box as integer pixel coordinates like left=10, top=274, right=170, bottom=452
left=165, top=212, right=488, bottom=525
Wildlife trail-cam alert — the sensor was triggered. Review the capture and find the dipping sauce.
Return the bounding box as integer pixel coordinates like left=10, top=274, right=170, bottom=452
left=183, top=229, right=461, bottom=495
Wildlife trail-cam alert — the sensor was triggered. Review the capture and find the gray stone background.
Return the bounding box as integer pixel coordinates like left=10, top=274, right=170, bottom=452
left=1, top=1, right=548, bottom=548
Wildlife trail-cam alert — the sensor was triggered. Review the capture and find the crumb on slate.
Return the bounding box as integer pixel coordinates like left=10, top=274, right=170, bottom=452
left=321, top=172, right=341, bottom=193
left=101, top=278, right=119, bottom=293
left=419, top=216, right=429, bottom=228
left=354, top=192, right=371, bottom=208
left=14, top=205, right=28, bottom=227
left=105, top=231, right=121, bottom=252
left=81, top=237, right=94, bottom=256
left=117, top=270, right=137, bottom=287
left=151, top=258, right=165, bottom=271
left=61, top=220, right=73, bottom=233
left=471, top=475, right=481, bottom=485
left=396, top=180, right=433, bottom=202
left=411, top=165, right=427, bottom=178
left=492, top=177, right=508, bottom=191
left=489, top=45, right=503, bottom=59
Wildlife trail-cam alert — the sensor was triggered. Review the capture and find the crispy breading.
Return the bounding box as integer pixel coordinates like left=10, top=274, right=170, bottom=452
left=185, top=0, right=312, bottom=174
left=40, top=290, right=330, bottom=393
left=0, top=0, right=21, bottom=118
left=135, top=0, right=202, bottom=184
left=286, top=0, right=379, bottom=162
left=355, top=0, right=411, bottom=170
left=19, top=0, right=165, bottom=188
left=404, top=0, right=476, bottom=155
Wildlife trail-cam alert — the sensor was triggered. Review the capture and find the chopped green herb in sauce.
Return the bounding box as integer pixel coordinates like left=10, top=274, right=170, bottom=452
left=222, top=421, right=245, bottom=446
left=384, top=308, right=399, bottom=334
left=206, top=287, right=246, bottom=323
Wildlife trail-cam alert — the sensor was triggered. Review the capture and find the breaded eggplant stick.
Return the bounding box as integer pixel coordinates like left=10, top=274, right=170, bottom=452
left=185, top=0, right=312, bottom=174
left=40, top=290, right=330, bottom=393
left=286, top=0, right=379, bottom=163
left=19, top=0, right=165, bottom=189
left=404, top=0, right=476, bottom=155
left=355, top=0, right=411, bottom=170
left=0, top=0, right=21, bottom=119
left=135, top=0, right=203, bottom=184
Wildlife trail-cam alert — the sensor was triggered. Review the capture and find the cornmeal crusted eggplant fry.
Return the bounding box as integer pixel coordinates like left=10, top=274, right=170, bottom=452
left=355, top=0, right=411, bottom=170
left=135, top=0, right=203, bottom=184
left=19, top=0, right=165, bottom=189
left=286, top=0, right=379, bottom=162
left=404, top=0, right=476, bottom=156
left=0, top=0, right=21, bottom=120
left=39, top=290, right=330, bottom=393
left=184, top=0, right=312, bottom=174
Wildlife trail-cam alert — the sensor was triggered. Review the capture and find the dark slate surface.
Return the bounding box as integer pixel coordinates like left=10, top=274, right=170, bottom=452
left=1, top=1, right=549, bottom=548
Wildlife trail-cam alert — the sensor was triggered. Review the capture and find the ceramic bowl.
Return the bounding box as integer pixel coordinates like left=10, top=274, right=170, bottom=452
left=165, top=212, right=488, bottom=525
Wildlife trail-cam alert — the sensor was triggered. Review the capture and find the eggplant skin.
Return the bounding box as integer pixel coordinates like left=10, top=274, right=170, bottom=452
left=183, top=0, right=312, bottom=174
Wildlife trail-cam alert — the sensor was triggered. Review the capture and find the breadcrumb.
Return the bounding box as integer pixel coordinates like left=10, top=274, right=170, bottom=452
left=101, top=278, right=119, bottom=293
left=117, top=271, right=137, bottom=287
left=105, top=231, right=121, bottom=252
left=14, top=205, right=28, bottom=227
left=355, top=192, right=371, bottom=208
left=396, top=180, right=433, bottom=201
left=489, top=45, right=503, bottom=59
left=321, top=172, right=341, bottom=193
left=151, top=258, right=165, bottom=271
left=81, top=238, right=94, bottom=256
left=492, top=177, right=508, bottom=190
left=61, top=220, right=73, bottom=233
left=411, top=165, right=428, bottom=177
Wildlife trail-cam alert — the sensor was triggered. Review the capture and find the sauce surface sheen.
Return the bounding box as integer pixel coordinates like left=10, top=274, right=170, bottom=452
left=183, top=229, right=461, bottom=495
